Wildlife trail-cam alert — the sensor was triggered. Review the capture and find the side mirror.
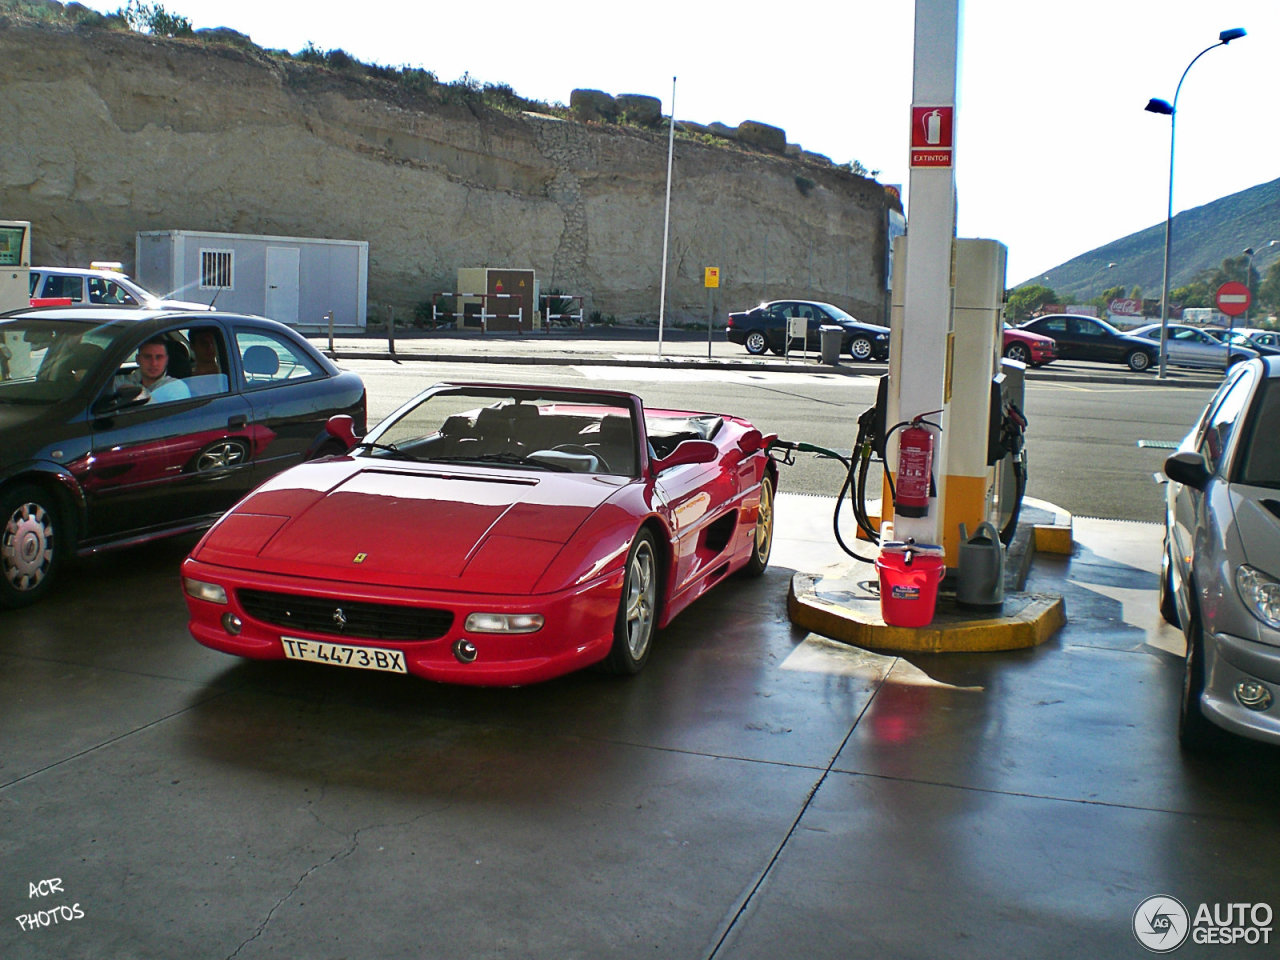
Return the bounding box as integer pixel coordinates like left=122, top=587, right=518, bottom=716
left=736, top=428, right=764, bottom=455
left=325, top=414, right=361, bottom=450
left=652, top=439, right=718, bottom=473
left=91, top=383, right=146, bottom=415
left=1163, top=450, right=1211, bottom=491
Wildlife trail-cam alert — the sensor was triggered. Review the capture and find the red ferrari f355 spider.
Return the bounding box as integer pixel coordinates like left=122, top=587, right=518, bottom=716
left=182, top=382, right=779, bottom=685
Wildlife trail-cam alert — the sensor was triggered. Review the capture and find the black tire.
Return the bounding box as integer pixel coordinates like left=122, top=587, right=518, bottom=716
left=741, top=472, right=775, bottom=577
left=602, top=530, right=659, bottom=675
left=848, top=337, right=874, bottom=362
left=1179, top=604, right=1221, bottom=751
left=0, top=483, right=62, bottom=609
left=744, top=330, right=768, bottom=356
left=1127, top=349, right=1153, bottom=372
left=1159, top=541, right=1180, bottom=628
left=1004, top=342, right=1031, bottom=364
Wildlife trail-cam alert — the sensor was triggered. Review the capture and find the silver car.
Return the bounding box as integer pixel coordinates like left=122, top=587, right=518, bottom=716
left=1161, top=357, right=1280, bottom=749
left=1132, top=322, right=1259, bottom=369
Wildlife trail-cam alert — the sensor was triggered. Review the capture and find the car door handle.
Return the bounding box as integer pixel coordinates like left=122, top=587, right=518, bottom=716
left=228, top=415, right=247, bottom=429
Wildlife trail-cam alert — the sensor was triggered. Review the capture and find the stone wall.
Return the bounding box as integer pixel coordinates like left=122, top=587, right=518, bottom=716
left=0, top=16, right=898, bottom=324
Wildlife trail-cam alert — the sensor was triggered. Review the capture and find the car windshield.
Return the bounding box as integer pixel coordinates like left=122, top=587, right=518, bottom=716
left=0, top=317, right=128, bottom=403
left=1238, top=378, right=1280, bottom=489
left=361, top=386, right=640, bottom=477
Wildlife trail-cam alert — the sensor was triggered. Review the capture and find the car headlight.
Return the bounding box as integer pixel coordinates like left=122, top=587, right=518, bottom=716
left=183, top=577, right=228, bottom=604
left=1236, top=565, right=1280, bottom=628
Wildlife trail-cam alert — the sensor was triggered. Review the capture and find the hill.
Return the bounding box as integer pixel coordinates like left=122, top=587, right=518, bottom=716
left=1019, top=177, right=1280, bottom=301
left=0, top=11, right=894, bottom=326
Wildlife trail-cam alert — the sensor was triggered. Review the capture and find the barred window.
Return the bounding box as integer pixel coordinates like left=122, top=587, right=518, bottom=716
left=200, top=249, right=234, bottom=289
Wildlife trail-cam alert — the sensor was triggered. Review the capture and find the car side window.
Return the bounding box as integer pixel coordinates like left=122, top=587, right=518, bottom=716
left=1039, top=318, right=1066, bottom=334
left=41, top=275, right=84, bottom=301
left=1197, top=367, right=1255, bottom=475
left=88, top=278, right=140, bottom=306
left=112, top=331, right=195, bottom=407
left=234, top=329, right=323, bottom=388
left=181, top=325, right=231, bottom=397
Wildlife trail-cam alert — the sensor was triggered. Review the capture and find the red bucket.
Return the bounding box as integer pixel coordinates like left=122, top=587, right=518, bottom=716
left=875, top=545, right=945, bottom=627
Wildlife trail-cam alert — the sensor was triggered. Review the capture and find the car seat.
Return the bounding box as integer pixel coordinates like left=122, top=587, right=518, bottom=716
left=242, top=344, right=280, bottom=380
left=589, top=414, right=636, bottom=475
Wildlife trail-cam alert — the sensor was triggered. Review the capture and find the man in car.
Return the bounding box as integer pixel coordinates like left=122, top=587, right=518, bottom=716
left=115, top=336, right=189, bottom=402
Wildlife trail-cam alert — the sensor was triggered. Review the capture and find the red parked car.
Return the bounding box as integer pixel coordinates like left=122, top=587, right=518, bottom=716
left=1002, top=323, right=1057, bottom=366
left=181, top=382, right=780, bottom=686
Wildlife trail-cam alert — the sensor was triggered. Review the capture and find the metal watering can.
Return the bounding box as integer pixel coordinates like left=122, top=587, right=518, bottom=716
left=956, top=521, right=1005, bottom=611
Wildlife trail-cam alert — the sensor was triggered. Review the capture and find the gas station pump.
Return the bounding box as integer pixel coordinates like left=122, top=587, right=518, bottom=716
left=0, top=219, right=30, bottom=310
left=883, top=235, right=1027, bottom=558
left=1, top=219, right=33, bottom=380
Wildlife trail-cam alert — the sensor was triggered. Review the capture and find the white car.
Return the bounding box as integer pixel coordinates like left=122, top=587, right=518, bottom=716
left=1130, top=322, right=1259, bottom=369
left=29, top=263, right=214, bottom=311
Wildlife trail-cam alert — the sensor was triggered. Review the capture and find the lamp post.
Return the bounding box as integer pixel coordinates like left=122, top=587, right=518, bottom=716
left=1244, top=240, right=1279, bottom=324
left=1145, top=27, right=1247, bottom=379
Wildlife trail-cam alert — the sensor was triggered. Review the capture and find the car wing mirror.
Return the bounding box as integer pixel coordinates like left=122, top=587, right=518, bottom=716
left=1163, top=450, right=1211, bottom=491
left=736, top=428, right=765, bottom=455
left=91, top=383, right=147, bottom=415
left=652, top=439, right=719, bottom=473
left=325, top=414, right=361, bottom=450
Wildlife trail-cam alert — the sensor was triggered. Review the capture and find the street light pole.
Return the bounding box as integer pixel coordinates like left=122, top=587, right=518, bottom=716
left=1244, top=239, right=1279, bottom=324
left=1145, top=27, right=1246, bottom=379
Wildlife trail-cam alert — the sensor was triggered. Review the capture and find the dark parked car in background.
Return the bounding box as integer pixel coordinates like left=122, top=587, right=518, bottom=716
left=1160, top=357, right=1280, bottom=749
left=726, top=300, right=890, bottom=361
left=1018, top=313, right=1158, bottom=372
left=0, top=306, right=366, bottom=608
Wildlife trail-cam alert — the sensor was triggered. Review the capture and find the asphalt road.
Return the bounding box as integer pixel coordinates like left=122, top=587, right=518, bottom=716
left=342, top=358, right=1217, bottom=524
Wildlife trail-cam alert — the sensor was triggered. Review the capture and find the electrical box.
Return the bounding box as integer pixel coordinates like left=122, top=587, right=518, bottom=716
left=456, top=268, right=538, bottom=332
left=0, top=219, right=32, bottom=312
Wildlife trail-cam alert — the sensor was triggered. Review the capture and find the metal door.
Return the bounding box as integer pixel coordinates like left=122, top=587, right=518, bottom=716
left=265, top=246, right=300, bottom=325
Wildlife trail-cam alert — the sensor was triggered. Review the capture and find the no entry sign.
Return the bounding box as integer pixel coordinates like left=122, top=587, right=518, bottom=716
left=1216, top=281, right=1251, bottom=317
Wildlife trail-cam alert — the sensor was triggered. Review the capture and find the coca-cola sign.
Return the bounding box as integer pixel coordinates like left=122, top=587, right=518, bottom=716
left=1109, top=297, right=1144, bottom=317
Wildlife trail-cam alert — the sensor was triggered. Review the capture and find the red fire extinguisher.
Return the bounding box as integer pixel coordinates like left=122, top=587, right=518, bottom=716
left=894, top=414, right=940, bottom=518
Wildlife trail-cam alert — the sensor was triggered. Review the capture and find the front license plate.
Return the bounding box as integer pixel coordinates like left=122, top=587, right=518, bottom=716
left=281, top=637, right=407, bottom=674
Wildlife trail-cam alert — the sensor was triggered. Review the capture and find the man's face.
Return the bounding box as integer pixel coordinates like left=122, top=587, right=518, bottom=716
left=137, top=343, right=168, bottom=385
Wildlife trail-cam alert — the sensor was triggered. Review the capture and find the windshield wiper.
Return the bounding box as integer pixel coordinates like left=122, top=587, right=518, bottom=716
left=350, top=440, right=416, bottom=460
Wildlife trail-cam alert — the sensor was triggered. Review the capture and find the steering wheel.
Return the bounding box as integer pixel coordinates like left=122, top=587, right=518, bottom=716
left=553, top=444, right=611, bottom=472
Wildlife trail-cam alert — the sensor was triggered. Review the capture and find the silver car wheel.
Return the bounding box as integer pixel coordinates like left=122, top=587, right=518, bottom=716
left=623, top=537, right=657, bottom=660
left=2, top=496, right=55, bottom=597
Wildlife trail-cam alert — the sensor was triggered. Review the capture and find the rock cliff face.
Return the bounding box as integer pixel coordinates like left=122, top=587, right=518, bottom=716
left=0, top=17, right=897, bottom=324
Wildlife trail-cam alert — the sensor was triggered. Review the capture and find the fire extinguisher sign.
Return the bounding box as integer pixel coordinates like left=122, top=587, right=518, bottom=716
left=910, top=105, right=954, bottom=168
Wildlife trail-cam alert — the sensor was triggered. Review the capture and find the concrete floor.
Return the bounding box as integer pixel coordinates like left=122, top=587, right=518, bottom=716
left=3, top=496, right=1279, bottom=959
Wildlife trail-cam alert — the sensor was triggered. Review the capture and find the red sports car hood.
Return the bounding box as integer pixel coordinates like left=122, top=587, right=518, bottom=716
left=194, top=460, right=625, bottom=592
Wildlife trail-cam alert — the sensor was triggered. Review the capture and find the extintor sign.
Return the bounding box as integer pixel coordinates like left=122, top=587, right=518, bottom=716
left=910, top=105, right=954, bottom=167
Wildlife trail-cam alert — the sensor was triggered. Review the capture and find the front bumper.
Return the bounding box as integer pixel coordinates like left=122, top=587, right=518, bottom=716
left=1202, top=629, right=1280, bottom=745
left=182, top=557, right=624, bottom=686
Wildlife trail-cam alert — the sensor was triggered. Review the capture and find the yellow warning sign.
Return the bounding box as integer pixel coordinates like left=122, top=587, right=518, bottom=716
left=705, top=267, right=720, bottom=289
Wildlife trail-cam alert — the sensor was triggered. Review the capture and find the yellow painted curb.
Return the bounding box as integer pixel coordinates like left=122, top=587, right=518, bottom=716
left=787, top=572, right=1066, bottom=653
left=1032, top=503, right=1074, bottom=555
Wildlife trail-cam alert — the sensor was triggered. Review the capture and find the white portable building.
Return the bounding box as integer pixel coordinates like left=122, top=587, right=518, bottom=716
left=136, top=230, right=368, bottom=332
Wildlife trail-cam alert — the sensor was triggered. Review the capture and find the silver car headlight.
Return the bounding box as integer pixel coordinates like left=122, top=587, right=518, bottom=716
left=1236, top=565, right=1280, bottom=628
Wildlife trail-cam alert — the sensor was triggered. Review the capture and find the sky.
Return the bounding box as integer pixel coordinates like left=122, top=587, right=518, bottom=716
left=81, top=0, right=1278, bottom=287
